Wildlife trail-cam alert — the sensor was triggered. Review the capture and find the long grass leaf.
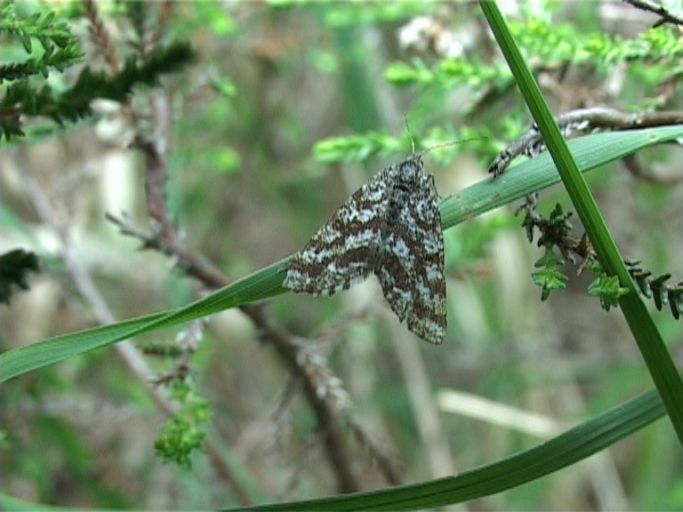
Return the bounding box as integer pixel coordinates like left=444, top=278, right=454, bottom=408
left=2, top=127, right=683, bottom=383
left=233, top=389, right=664, bottom=510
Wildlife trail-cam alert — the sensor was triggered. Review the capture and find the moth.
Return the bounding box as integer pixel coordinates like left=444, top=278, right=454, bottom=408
left=283, top=154, right=446, bottom=344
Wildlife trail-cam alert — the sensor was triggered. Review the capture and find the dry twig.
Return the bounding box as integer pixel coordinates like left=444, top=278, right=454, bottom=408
left=623, top=0, right=683, bottom=27
left=489, top=107, right=683, bottom=176
left=116, top=88, right=369, bottom=491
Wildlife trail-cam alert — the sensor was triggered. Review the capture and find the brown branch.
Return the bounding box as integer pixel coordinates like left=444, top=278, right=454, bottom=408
left=120, top=86, right=363, bottom=492
left=622, top=153, right=683, bottom=185
left=245, top=307, right=359, bottom=492
left=110, top=202, right=361, bottom=491
left=347, top=419, right=402, bottom=486
left=149, top=319, right=203, bottom=386
left=623, top=0, right=683, bottom=27
left=0, top=106, right=22, bottom=119
left=489, top=107, right=683, bottom=175
left=21, top=172, right=253, bottom=506
left=81, top=0, right=121, bottom=73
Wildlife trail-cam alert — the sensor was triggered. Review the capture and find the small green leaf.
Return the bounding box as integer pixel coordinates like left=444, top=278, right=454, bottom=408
left=154, top=416, right=205, bottom=470
left=211, top=76, right=238, bottom=98
left=384, top=60, right=432, bottom=85
left=588, top=274, right=630, bottom=311
left=533, top=248, right=564, bottom=268
left=155, top=379, right=211, bottom=469
left=532, top=265, right=568, bottom=301
left=19, top=32, right=32, bottom=53
left=209, top=147, right=241, bottom=174
left=314, top=132, right=401, bottom=163
left=41, top=11, right=55, bottom=27
left=532, top=248, right=568, bottom=300
left=27, top=12, right=41, bottom=24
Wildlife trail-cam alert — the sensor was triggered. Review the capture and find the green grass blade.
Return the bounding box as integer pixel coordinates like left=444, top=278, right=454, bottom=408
left=0, top=259, right=287, bottom=382
left=2, top=127, right=683, bottom=384
left=480, top=0, right=683, bottom=444
left=0, top=492, right=81, bottom=511
left=232, top=389, right=664, bottom=510
left=440, top=125, right=683, bottom=227
left=0, top=389, right=666, bottom=510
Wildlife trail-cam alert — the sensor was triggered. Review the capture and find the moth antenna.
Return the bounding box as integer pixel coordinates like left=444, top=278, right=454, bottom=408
left=404, top=115, right=416, bottom=155
left=418, top=136, right=489, bottom=158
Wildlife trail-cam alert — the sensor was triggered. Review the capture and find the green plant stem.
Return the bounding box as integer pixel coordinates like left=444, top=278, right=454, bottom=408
left=480, top=0, right=683, bottom=444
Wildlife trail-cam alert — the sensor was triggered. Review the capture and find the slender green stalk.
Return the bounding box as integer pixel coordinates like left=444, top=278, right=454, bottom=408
left=0, top=388, right=666, bottom=511
left=480, top=0, right=683, bottom=444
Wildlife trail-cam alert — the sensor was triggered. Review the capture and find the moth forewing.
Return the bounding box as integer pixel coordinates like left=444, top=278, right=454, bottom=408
left=284, top=155, right=446, bottom=344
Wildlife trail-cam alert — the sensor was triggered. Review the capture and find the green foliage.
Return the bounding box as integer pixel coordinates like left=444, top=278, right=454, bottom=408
left=536, top=203, right=573, bottom=246
left=386, top=57, right=509, bottom=89
left=314, top=131, right=403, bottom=163
left=628, top=260, right=683, bottom=319
left=0, top=1, right=194, bottom=141
left=0, top=1, right=82, bottom=81
left=0, top=0, right=83, bottom=82
left=0, top=44, right=83, bottom=82
left=314, top=125, right=493, bottom=165
left=271, top=0, right=431, bottom=28
left=523, top=202, right=681, bottom=318
left=511, top=17, right=683, bottom=64
left=0, top=249, right=39, bottom=304
left=1, top=42, right=193, bottom=140
left=154, top=378, right=212, bottom=470
left=386, top=17, right=683, bottom=94
left=588, top=271, right=630, bottom=312
left=532, top=249, right=568, bottom=301
left=210, top=75, right=238, bottom=99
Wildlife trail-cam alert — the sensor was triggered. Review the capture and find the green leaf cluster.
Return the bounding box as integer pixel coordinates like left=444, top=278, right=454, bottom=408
left=154, top=378, right=212, bottom=470
left=385, top=57, right=509, bottom=89
left=314, top=125, right=493, bottom=165
left=512, top=17, right=683, bottom=65
left=1, top=42, right=193, bottom=140
left=587, top=271, right=630, bottom=311
left=385, top=16, right=683, bottom=91
left=288, top=1, right=429, bottom=28
left=0, top=1, right=82, bottom=82
left=314, top=131, right=403, bottom=163
left=532, top=249, right=568, bottom=301
left=0, top=1, right=194, bottom=141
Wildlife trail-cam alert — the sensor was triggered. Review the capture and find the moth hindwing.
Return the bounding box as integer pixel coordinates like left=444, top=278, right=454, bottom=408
left=284, top=154, right=446, bottom=344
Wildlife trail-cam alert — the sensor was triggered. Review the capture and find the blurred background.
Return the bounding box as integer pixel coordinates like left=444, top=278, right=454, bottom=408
left=1, top=1, right=682, bottom=509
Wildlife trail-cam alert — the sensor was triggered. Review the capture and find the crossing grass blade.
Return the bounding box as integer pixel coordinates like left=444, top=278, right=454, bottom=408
left=0, top=387, right=666, bottom=511
left=237, top=389, right=665, bottom=510
left=0, top=259, right=288, bottom=382
left=481, top=0, right=683, bottom=445
left=2, top=126, right=683, bottom=384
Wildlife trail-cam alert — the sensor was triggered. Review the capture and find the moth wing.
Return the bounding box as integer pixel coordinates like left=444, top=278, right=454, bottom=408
left=377, top=174, right=446, bottom=344
left=284, top=166, right=394, bottom=296
left=375, top=229, right=416, bottom=323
